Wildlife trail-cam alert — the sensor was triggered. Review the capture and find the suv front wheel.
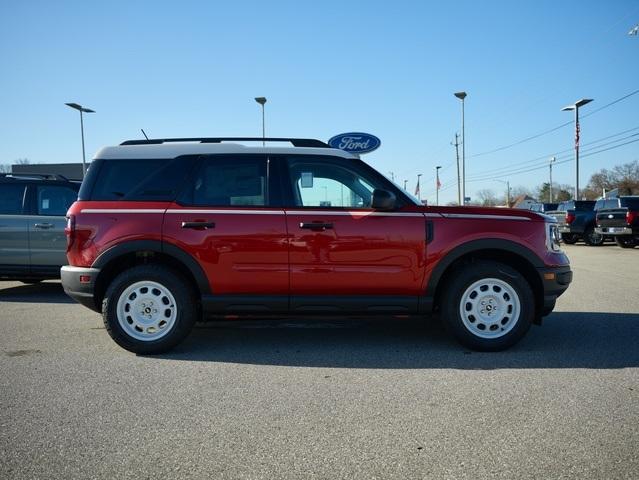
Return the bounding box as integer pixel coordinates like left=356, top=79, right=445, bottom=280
left=441, top=261, right=534, bottom=351
left=102, top=265, right=198, bottom=354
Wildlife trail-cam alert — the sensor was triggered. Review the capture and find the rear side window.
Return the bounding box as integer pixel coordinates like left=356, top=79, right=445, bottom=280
left=179, top=156, right=267, bottom=206
left=621, top=197, right=639, bottom=209
left=88, top=157, right=197, bottom=201
left=0, top=184, right=26, bottom=214
left=36, top=186, right=78, bottom=216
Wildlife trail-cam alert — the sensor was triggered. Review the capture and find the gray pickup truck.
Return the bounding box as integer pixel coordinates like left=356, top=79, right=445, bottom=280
left=0, top=174, right=79, bottom=282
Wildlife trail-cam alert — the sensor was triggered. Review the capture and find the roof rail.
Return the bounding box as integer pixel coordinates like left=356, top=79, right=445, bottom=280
left=0, top=173, right=70, bottom=181
left=119, top=137, right=330, bottom=148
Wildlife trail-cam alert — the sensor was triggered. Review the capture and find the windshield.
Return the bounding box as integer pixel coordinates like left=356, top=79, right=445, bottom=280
left=378, top=171, right=422, bottom=206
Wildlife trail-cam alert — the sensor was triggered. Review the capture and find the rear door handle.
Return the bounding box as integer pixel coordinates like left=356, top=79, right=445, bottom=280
left=299, top=222, right=333, bottom=230
left=34, top=223, right=54, bottom=229
left=181, top=221, right=215, bottom=230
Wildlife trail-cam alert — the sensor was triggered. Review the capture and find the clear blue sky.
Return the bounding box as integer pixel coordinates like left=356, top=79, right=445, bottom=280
left=1, top=0, right=638, bottom=204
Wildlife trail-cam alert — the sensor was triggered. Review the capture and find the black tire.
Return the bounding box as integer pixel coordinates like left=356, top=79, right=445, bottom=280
left=615, top=237, right=637, bottom=249
left=583, top=226, right=604, bottom=246
left=102, top=264, right=198, bottom=354
left=440, top=261, right=535, bottom=351
left=561, top=233, right=579, bottom=244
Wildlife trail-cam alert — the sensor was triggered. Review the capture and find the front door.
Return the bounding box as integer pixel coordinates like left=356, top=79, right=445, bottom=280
left=27, top=184, right=79, bottom=274
left=0, top=183, right=30, bottom=275
left=280, top=155, right=427, bottom=313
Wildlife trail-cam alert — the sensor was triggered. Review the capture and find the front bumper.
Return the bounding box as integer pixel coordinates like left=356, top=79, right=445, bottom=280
left=595, top=226, right=633, bottom=235
left=538, top=265, right=572, bottom=316
left=60, top=265, right=101, bottom=312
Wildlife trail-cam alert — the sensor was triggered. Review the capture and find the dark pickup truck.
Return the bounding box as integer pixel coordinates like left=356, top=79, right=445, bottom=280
left=547, top=200, right=602, bottom=245
left=595, top=196, right=639, bottom=248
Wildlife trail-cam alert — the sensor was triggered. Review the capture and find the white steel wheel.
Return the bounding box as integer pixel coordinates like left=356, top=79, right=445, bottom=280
left=116, top=281, right=178, bottom=341
left=458, top=277, right=521, bottom=339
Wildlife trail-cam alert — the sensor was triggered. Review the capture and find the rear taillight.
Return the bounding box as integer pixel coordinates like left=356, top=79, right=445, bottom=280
left=65, top=214, right=76, bottom=249
left=628, top=211, right=637, bottom=226
left=565, top=212, right=576, bottom=224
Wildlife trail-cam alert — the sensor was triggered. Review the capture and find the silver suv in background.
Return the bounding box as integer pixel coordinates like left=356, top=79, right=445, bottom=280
left=0, top=173, right=79, bottom=282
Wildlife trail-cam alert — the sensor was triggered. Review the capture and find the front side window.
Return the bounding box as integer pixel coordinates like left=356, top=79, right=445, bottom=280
left=180, top=156, right=267, bottom=207
left=36, top=185, right=77, bottom=216
left=286, top=158, right=381, bottom=208
left=0, top=184, right=26, bottom=214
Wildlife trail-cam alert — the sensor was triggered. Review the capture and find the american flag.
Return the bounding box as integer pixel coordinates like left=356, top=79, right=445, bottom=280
left=414, top=178, right=420, bottom=197
left=436, top=177, right=441, bottom=190
left=575, top=120, right=580, bottom=149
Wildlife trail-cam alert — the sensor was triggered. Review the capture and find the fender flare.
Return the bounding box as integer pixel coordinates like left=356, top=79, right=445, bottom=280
left=425, top=238, right=544, bottom=297
left=92, top=240, right=211, bottom=294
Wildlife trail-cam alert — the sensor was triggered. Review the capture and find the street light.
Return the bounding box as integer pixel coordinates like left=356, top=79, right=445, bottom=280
left=454, top=91, right=467, bottom=204
left=254, top=97, right=267, bottom=146
left=435, top=165, right=442, bottom=206
left=549, top=156, right=556, bottom=202
left=562, top=98, right=593, bottom=200
left=65, top=102, right=95, bottom=177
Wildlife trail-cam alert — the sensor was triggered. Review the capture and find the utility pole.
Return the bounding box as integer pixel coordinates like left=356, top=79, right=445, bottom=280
left=452, top=133, right=461, bottom=205
left=549, top=156, right=556, bottom=202
left=435, top=165, right=442, bottom=206
left=496, top=179, right=511, bottom=207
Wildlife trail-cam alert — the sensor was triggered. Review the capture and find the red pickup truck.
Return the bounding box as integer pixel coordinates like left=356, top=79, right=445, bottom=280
left=61, top=137, right=572, bottom=354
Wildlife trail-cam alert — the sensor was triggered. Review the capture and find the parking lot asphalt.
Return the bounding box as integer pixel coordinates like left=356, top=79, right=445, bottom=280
left=1, top=244, right=638, bottom=479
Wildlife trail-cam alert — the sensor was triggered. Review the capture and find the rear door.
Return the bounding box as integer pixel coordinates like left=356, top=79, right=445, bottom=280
left=26, top=184, right=79, bottom=272
left=280, top=155, right=427, bottom=313
left=163, top=154, right=289, bottom=311
left=0, top=182, right=30, bottom=275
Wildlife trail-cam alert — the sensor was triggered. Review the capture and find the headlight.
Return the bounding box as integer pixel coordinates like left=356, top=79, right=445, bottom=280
left=546, top=222, right=562, bottom=252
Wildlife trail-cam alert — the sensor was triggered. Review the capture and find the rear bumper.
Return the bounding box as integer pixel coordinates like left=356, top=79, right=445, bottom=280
left=60, top=265, right=101, bottom=312
left=558, top=225, right=582, bottom=234
left=538, top=265, right=572, bottom=316
left=595, top=226, right=633, bottom=235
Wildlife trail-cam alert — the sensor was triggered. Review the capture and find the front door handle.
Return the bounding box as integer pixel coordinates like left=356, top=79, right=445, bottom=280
left=34, top=223, right=54, bottom=229
left=299, top=222, right=333, bottom=230
left=181, top=221, right=215, bottom=230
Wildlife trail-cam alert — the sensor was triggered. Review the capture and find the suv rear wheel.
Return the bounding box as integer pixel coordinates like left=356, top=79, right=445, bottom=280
left=102, top=265, right=198, bottom=354
left=561, top=233, right=579, bottom=244
left=441, top=261, right=534, bottom=351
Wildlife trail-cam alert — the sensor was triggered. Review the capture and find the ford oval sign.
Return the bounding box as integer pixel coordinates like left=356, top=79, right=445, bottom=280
left=328, top=132, right=381, bottom=154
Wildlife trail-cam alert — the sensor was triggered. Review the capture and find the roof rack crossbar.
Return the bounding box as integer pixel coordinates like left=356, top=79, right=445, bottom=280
left=0, top=173, right=70, bottom=181
left=120, top=137, right=329, bottom=148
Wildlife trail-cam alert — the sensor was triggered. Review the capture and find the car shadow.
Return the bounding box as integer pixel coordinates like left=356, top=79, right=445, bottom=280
left=0, top=281, right=75, bottom=304
left=157, top=311, right=639, bottom=370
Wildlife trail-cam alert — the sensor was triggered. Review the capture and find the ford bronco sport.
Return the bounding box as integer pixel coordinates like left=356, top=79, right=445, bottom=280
left=61, top=137, right=572, bottom=354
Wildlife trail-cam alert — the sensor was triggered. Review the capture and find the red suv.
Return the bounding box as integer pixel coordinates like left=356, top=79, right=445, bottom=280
left=61, top=137, right=572, bottom=354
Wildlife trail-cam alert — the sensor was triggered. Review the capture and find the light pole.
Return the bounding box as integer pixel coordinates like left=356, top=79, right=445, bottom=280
left=254, top=97, right=267, bottom=146
left=65, top=102, right=95, bottom=177
left=454, top=92, right=467, bottom=204
left=562, top=98, right=593, bottom=200
left=435, top=165, right=442, bottom=205
left=549, top=156, right=556, bottom=202
left=496, top=179, right=511, bottom=207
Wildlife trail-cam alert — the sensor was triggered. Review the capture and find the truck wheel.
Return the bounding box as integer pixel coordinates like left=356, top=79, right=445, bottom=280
left=441, top=261, right=534, bottom=351
left=561, top=233, right=579, bottom=244
left=102, top=265, right=198, bottom=354
left=583, top=227, right=604, bottom=246
left=615, top=237, right=637, bottom=248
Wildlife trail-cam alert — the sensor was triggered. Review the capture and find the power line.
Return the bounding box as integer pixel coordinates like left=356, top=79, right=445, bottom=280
left=468, top=89, right=639, bottom=159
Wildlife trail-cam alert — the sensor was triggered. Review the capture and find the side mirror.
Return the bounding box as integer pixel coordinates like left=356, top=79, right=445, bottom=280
left=371, top=189, right=396, bottom=211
